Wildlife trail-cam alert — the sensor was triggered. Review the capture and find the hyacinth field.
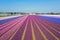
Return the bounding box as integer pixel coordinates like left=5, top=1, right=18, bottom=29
left=0, top=15, right=60, bottom=40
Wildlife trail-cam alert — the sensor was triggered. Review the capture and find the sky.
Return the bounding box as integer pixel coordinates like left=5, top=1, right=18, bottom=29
left=0, top=0, right=60, bottom=13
